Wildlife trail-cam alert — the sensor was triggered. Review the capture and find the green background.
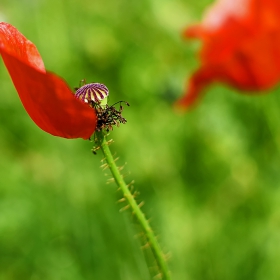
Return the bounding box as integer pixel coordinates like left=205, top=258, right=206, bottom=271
left=1, top=0, right=280, bottom=279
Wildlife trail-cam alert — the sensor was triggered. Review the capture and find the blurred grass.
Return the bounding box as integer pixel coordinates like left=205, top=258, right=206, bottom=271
left=1, top=0, right=280, bottom=279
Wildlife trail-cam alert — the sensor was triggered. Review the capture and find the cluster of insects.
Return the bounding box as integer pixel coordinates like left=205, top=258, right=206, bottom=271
left=74, top=79, right=129, bottom=131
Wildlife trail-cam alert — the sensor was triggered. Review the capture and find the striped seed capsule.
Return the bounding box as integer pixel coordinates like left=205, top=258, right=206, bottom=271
left=75, top=83, right=109, bottom=106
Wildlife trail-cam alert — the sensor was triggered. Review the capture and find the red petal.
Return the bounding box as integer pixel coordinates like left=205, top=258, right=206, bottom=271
left=182, top=25, right=204, bottom=39
left=179, top=0, right=280, bottom=108
left=0, top=22, right=96, bottom=139
left=175, top=67, right=216, bottom=108
left=0, top=22, right=45, bottom=72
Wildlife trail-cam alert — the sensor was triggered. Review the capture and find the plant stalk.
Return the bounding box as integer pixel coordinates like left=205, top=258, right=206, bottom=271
left=94, top=130, right=171, bottom=280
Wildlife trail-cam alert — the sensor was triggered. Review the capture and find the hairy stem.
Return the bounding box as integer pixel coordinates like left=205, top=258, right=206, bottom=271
left=94, top=130, right=171, bottom=280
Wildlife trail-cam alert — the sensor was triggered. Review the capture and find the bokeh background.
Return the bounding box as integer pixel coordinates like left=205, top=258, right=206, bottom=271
left=1, top=0, right=280, bottom=279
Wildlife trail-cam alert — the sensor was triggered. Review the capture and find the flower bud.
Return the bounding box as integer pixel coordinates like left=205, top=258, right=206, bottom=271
left=75, top=83, right=109, bottom=106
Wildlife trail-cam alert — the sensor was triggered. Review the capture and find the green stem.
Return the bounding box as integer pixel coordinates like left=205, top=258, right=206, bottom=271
left=95, top=130, right=171, bottom=280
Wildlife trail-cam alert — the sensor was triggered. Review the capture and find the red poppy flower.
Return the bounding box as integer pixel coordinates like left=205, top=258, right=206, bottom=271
left=0, top=22, right=97, bottom=139
left=177, top=0, right=280, bottom=108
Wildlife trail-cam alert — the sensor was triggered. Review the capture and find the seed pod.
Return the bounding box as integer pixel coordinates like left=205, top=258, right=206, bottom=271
left=75, top=83, right=109, bottom=105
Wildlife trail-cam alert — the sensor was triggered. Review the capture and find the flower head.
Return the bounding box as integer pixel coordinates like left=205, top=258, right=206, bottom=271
left=0, top=22, right=97, bottom=139
left=177, top=0, right=280, bottom=108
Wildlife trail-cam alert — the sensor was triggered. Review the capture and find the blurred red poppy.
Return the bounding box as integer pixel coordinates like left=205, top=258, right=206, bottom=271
left=0, top=22, right=97, bottom=139
left=177, top=0, right=280, bottom=108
